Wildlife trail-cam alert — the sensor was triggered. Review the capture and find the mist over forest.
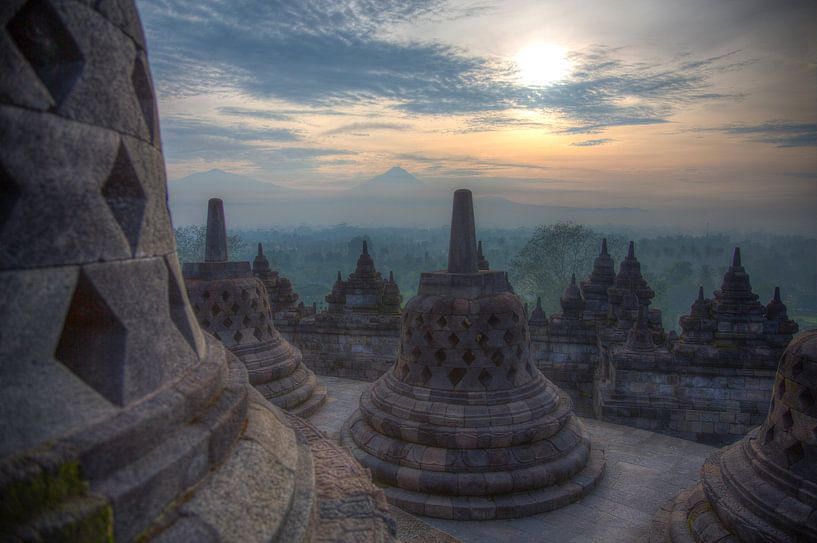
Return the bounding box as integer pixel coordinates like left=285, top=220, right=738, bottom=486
left=175, top=223, right=817, bottom=334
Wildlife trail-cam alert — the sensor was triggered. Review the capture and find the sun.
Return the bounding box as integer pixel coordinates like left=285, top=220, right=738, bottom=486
left=514, top=43, right=571, bottom=86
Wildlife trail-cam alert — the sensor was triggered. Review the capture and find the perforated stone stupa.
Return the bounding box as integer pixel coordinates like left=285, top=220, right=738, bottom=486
left=0, top=4, right=393, bottom=539
left=649, top=329, right=817, bottom=542
left=342, top=189, right=605, bottom=520
left=183, top=198, right=327, bottom=417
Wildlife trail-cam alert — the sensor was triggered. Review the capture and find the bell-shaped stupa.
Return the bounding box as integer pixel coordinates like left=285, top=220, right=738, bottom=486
left=342, top=189, right=605, bottom=520
left=0, top=3, right=391, bottom=539
left=183, top=199, right=326, bottom=417
left=650, top=330, right=817, bottom=542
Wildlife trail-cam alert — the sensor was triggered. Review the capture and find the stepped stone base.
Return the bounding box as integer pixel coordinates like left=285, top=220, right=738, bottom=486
left=341, top=410, right=605, bottom=521
left=290, top=386, right=328, bottom=419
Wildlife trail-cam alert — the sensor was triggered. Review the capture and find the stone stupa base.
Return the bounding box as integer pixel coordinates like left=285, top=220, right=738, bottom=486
left=341, top=410, right=605, bottom=520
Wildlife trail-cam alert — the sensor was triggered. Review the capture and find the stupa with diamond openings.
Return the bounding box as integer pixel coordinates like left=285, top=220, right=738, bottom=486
left=342, top=189, right=605, bottom=520
left=0, top=2, right=392, bottom=539
left=182, top=198, right=327, bottom=417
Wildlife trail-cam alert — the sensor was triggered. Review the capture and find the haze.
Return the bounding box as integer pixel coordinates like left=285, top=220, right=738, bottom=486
left=136, top=0, right=817, bottom=233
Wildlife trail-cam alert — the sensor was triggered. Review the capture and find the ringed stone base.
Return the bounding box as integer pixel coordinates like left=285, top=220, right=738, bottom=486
left=342, top=414, right=605, bottom=520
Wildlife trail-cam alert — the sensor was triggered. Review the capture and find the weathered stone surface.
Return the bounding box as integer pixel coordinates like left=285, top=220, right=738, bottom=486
left=0, top=4, right=393, bottom=541
left=183, top=199, right=326, bottom=417
left=342, top=189, right=605, bottom=520
left=649, top=330, right=817, bottom=542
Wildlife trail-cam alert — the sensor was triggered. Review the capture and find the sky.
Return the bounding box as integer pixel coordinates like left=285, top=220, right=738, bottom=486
left=137, top=0, right=817, bottom=231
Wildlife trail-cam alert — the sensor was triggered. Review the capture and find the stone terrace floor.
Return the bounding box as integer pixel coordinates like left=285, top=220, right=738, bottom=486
left=307, top=376, right=716, bottom=543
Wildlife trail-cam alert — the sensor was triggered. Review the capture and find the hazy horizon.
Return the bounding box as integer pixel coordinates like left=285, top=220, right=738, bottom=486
left=138, top=0, right=816, bottom=233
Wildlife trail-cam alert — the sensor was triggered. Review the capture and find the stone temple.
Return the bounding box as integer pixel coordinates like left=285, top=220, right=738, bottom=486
left=341, top=189, right=606, bottom=520
left=649, top=329, right=817, bottom=542
left=527, top=239, right=799, bottom=444
left=281, top=241, right=403, bottom=381
left=0, top=2, right=392, bottom=540
left=183, top=198, right=327, bottom=417
left=2, top=1, right=815, bottom=542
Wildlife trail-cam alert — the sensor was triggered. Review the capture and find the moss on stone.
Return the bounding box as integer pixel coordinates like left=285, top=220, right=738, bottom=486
left=0, top=457, right=87, bottom=532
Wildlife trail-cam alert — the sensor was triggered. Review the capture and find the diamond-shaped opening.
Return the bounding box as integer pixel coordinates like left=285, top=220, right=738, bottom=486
left=437, top=316, right=447, bottom=328
left=233, top=330, right=243, bottom=342
left=525, top=362, right=532, bottom=375
left=448, top=333, right=459, bottom=347
left=251, top=299, right=258, bottom=310
left=461, top=318, right=471, bottom=330
left=516, top=345, right=523, bottom=359
left=424, top=331, right=434, bottom=345
left=491, top=350, right=504, bottom=367
left=211, top=304, right=221, bottom=316
left=55, top=271, right=127, bottom=406
left=420, top=366, right=433, bottom=385
left=221, top=291, right=230, bottom=301
left=230, top=302, right=240, bottom=314
left=201, top=318, right=211, bottom=328
left=241, top=289, right=250, bottom=300
left=222, top=317, right=233, bottom=328
left=488, top=314, right=501, bottom=328
left=503, top=329, right=514, bottom=345
left=8, top=0, right=85, bottom=106
left=785, top=442, right=804, bottom=467
left=792, top=359, right=804, bottom=378
left=781, top=409, right=794, bottom=432
left=411, top=346, right=422, bottom=360
left=415, top=314, right=424, bottom=326
left=102, top=143, right=146, bottom=252
left=475, top=332, right=488, bottom=348
left=258, top=313, right=265, bottom=323
left=763, top=425, right=775, bottom=444
left=0, top=163, right=20, bottom=234
left=799, top=389, right=815, bottom=413
left=202, top=291, right=211, bottom=300
left=448, top=368, right=467, bottom=388
left=462, top=350, right=476, bottom=365
left=434, top=349, right=446, bottom=363
left=131, top=55, right=157, bottom=143
left=512, top=312, right=520, bottom=323
left=253, top=327, right=264, bottom=341
left=478, top=369, right=493, bottom=389
left=242, top=315, right=252, bottom=328
left=777, top=378, right=786, bottom=400
left=507, top=366, right=518, bottom=383
left=397, top=362, right=410, bottom=380
left=405, top=328, right=413, bottom=340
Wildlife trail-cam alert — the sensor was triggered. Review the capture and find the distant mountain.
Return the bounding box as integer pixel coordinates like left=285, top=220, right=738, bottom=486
left=169, top=169, right=294, bottom=202
left=351, top=166, right=427, bottom=191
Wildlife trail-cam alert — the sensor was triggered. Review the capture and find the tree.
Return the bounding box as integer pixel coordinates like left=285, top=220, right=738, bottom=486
left=510, top=222, right=599, bottom=313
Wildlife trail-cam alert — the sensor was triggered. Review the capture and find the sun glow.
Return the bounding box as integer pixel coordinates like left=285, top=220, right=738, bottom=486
left=514, top=43, right=571, bottom=86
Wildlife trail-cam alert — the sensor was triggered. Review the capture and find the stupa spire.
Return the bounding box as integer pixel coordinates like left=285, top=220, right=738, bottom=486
left=204, top=198, right=228, bottom=262
left=731, top=246, right=741, bottom=268
left=627, top=240, right=635, bottom=259
left=601, top=238, right=609, bottom=256
left=363, top=240, right=369, bottom=255
left=447, top=189, right=478, bottom=273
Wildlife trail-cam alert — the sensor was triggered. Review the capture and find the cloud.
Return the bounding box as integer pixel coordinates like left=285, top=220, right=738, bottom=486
left=717, top=122, right=816, bottom=147
left=217, top=107, right=292, bottom=121
left=139, top=1, right=739, bottom=132
left=163, top=115, right=302, bottom=142
left=570, top=138, right=613, bottom=147
left=322, top=122, right=412, bottom=136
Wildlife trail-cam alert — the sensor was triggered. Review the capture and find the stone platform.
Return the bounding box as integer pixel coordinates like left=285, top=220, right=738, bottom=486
left=309, top=376, right=716, bottom=543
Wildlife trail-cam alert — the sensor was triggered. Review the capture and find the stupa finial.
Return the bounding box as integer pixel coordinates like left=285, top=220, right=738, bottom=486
left=601, top=238, right=608, bottom=256
left=732, top=247, right=741, bottom=268
left=447, top=189, right=478, bottom=273
left=205, top=198, right=228, bottom=263
left=627, top=241, right=635, bottom=259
